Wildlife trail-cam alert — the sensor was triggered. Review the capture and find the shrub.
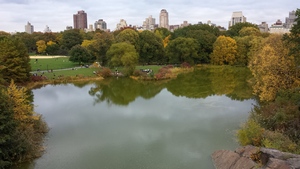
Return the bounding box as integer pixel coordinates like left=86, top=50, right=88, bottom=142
left=262, top=130, right=298, bottom=153
left=237, top=119, right=265, bottom=146
left=99, top=68, right=112, bottom=78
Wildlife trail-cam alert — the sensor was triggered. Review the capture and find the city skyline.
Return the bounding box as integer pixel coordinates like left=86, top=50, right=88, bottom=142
left=0, top=0, right=298, bottom=33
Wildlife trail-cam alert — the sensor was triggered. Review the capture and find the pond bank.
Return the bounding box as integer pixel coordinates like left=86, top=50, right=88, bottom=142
left=211, top=145, right=300, bottom=169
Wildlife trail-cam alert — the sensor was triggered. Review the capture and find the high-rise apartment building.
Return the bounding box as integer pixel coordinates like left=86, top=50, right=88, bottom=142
left=73, top=10, right=87, bottom=29
left=94, top=19, right=107, bottom=31
left=159, top=9, right=169, bottom=30
left=228, top=11, right=246, bottom=28
left=25, top=22, right=34, bottom=34
left=116, top=19, right=128, bottom=30
left=143, top=15, right=156, bottom=30
left=285, top=10, right=296, bottom=29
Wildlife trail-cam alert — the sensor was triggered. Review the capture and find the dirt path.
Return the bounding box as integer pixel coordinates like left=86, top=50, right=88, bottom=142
left=30, top=55, right=68, bottom=59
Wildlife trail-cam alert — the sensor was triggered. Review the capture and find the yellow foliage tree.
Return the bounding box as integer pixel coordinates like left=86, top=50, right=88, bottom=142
left=6, top=80, right=38, bottom=127
left=46, top=40, right=56, bottom=46
left=163, top=35, right=170, bottom=48
left=36, top=40, right=46, bottom=54
left=249, top=34, right=296, bottom=101
left=81, top=39, right=96, bottom=48
left=210, top=35, right=237, bottom=65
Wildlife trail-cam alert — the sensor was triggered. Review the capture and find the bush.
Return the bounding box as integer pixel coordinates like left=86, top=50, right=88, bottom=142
left=262, top=130, right=298, bottom=153
left=237, top=119, right=265, bottom=146
left=99, top=68, right=112, bottom=78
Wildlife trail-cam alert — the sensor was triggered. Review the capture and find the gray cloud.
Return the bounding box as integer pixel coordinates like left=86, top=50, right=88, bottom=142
left=0, top=0, right=298, bottom=32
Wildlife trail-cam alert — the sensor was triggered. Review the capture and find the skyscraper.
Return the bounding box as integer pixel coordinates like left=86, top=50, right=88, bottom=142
left=228, top=11, right=246, bottom=28
left=25, top=22, right=34, bottom=34
left=94, top=19, right=107, bottom=31
left=143, top=15, right=156, bottom=30
left=73, top=10, right=87, bottom=29
left=159, top=9, right=169, bottom=30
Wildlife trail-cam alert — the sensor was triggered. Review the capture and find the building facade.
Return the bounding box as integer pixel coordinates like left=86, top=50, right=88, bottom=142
left=116, top=19, right=128, bottom=30
left=142, top=15, right=156, bottom=31
left=228, top=11, right=246, bottom=28
left=25, top=22, right=34, bottom=34
left=285, top=10, right=296, bottom=29
left=159, top=9, right=169, bottom=30
left=258, top=22, right=269, bottom=33
left=94, top=19, right=107, bottom=31
left=73, top=10, right=87, bottom=29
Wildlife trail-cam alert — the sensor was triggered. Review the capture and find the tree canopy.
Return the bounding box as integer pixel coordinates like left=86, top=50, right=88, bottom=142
left=210, top=35, right=237, bottom=65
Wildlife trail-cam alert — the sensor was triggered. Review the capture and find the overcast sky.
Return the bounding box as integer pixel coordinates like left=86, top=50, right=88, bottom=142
left=0, top=0, right=298, bottom=33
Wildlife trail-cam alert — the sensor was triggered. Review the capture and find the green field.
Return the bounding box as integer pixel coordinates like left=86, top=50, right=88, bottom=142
left=30, top=57, right=78, bottom=71
left=30, top=57, right=164, bottom=79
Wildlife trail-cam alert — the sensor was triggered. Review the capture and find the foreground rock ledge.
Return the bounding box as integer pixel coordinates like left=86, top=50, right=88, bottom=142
left=211, top=145, right=300, bottom=169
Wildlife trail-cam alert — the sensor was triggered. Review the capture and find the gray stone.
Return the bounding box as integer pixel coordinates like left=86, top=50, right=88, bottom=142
left=287, top=158, right=300, bottom=169
left=265, top=158, right=291, bottom=169
left=235, top=145, right=259, bottom=158
left=211, top=150, right=240, bottom=169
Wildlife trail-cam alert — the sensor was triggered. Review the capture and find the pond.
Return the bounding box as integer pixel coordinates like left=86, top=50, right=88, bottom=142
left=17, top=66, right=256, bottom=169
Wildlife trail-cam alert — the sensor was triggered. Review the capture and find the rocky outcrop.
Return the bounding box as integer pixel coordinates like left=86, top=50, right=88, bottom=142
left=211, top=145, right=300, bottom=169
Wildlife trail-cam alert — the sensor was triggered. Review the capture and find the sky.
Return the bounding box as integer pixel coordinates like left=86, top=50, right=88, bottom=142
left=0, top=0, right=298, bottom=33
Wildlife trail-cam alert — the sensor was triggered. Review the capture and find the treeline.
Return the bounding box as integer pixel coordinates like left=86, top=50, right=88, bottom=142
left=237, top=9, right=300, bottom=154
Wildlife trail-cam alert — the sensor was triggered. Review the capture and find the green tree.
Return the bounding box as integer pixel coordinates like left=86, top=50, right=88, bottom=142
left=171, top=24, right=220, bottom=39
left=60, top=29, right=83, bottom=50
left=138, top=30, right=165, bottom=64
left=210, top=35, right=237, bottom=65
left=115, top=29, right=140, bottom=52
left=227, top=22, right=259, bottom=37
left=13, top=32, right=36, bottom=53
left=0, top=37, right=31, bottom=84
left=154, top=27, right=171, bottom=39
left=166, top=37, right=199, bottom=65
left=283, top=8, right=300, bottom=65
left=106, top=42, right=138, bottom=76
left=45, top=40, right=60, bottom=55
left=239, top=27, right=261, bottom=37
left=69, top=45, right=94, bottom=65
left=88, top=32, right=114, bottom=66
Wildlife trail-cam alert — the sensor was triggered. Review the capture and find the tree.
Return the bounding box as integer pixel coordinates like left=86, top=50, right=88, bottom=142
left=115, top=29, right=140, bottom=52
left=171, top=24, right=220, bottom=39
left=227, top=22, right=259, bottom=37
left=165, top=37, right=199, bottom=65
left=154, top=27, right=171, bottom=39
left=45, top=40, right=60, bottom=55
left=283, top=8, right=300, bottom=65
left=60, top=29, right=83, bottom=50
left=0, top=37, right=31, bottom=84
left=106, top=42, right=138, bottom=76
left=36, top=40, right=47, bottom=54
left=210, top=35, right=237, bottom=65
left=69, top=45, right=94, bottom=65
left=0, top=81, right=47, bottom=167
left=239, top=27, right=261, bottom=37
left=138, top=30, right=165, bottom=64
left=88, top=32, right=114, bottom=66
left=249, top=34, right=296, bottom=101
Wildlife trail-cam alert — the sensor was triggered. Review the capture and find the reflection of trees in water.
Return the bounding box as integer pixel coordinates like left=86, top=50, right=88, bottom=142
left=166, top=66, right=253, bottom=100
left=88, top=66, right=254, bottom=105
left=88, top=78, right=165, bottom=106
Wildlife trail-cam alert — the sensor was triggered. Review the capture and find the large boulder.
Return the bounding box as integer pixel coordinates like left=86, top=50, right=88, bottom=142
left=211, top=146, right=300, bottom=169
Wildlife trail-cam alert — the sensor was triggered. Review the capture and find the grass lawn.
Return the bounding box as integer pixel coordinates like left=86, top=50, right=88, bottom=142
left=30, top=57, right=164, bottom=79
left=34, top=67, right=99, bottom=79
left=30, top=57, right=79, bottom=71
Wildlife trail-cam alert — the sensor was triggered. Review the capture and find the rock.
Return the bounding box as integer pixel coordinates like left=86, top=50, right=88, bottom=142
left=211, top=146, right=300, bottom=169
left=211, top=150, right=255, bottom=169
left=265, top=158, right=291, bottom=169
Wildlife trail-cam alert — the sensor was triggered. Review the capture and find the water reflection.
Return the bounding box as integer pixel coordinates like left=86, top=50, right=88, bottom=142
left=17, top=66, right=256, bottom=169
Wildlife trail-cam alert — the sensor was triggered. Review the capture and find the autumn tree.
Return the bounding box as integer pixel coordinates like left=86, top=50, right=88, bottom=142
left=0, top=37, right=31, bottom=84
left=138, top=30, right=165, bottom=64
left=0, top=81, right=48, bottom=167
left=249, top=34, right=296, bottom=101
left=36, top=40, right=47, bottom=54
left=106, top=42, right=138, bottom=76
left=210, top=35, right=237, bottom=65
left=165, top=37, right=199, bottom=65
